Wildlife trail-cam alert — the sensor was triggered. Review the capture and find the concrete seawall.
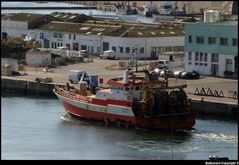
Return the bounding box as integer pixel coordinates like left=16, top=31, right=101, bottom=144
left=190, top=99, right=238, bottom=120
left=1, top=77, right=64, bottom=96
left=1, top=77, right=237, bottom=120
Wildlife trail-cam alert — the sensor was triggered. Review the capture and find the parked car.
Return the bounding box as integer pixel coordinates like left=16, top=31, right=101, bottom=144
left=173, top=70, right=184, bottom=78
left=150, top=68, right=161, bottom=77
left=100, top=50, right=117, bottom=59
left=178, top=71, right=200, bottom=79
left=160, top=69, right=173, bottom=78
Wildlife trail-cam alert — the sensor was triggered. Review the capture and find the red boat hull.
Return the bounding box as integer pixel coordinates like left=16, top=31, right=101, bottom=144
left=61, top=100, right=195, bottom=130
left=62, top=100, right=136, bottom=124
left=135, top=113, right=195, bottom=130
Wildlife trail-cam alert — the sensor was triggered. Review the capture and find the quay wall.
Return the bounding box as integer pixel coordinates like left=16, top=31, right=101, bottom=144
left=1, top=77, right=237, bottom=120
left=1, top=77, right=63, bottom=96
left=190, top=99, right=238, bottom=120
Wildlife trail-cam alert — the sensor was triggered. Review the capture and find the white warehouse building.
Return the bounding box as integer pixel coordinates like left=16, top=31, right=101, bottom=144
left=2, top=12, right=185, bottom=60
left=28, top=20, right=185, bottom=59
left=1, top=13, right=59, bottom=39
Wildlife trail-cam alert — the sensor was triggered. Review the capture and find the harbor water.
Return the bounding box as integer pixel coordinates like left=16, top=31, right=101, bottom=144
left=1, top=1, right=153, bottom=23
left=1, top=1, right=238, bottom=160
left=1, top=92, right=238, bottom=160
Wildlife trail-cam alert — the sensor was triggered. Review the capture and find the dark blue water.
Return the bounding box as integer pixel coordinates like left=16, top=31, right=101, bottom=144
left=1, top=1, right=115, bottom=15
left=1, top=1, right=153, bottom=23
left=1, top=92, right=238, bottom=160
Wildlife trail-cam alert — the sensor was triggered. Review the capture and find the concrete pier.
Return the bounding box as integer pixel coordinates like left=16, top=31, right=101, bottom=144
left=1, top=77, right=237, bottom=120
left=1, top=77, right=64, bottom=96
left=190, top=99, right=238, bottom=120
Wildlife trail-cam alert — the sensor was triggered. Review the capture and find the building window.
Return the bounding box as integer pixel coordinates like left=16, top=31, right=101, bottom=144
left=204, top=53, right=208, bottom=62
left=53, top=32, right=62, bottom=38
left=200, top=52, right=203, bottom=61
left=51, top=42, right=54, bottom=48
left=188, top=35, right=192, bottom=43
left=73, top=34, right=76, bottom=40
left=188, top=62, right=192, bottom=65
left=226, top=59, right=232, bottom=64
left=103, top=42, right=109, bottom=51
left=165, top=46, right=172, bottom=52
left=112, top=46, right=117, bottom=52
left=81, top=45, right=87, bottom=50
left=139, top=47, right=144, bottom=54
left=204, top=63, right=207, bottom=66
left=232, top=38, right=238, bottom=46
left=73, top=43, right=79, bottom=51
left=200, top=63, right=203, bottom=66
left=195, top=63, right=198, bottom=65
left=188, top=52, right=192, bottom=61
left=126, top=47, right=130, bottom=53
left=66, top=43, right=70, bottom=50
left=178, top=46, right=184, bottom=52
left=211, top=53, right=219, bottom=62
left=69, top=34, right=71, bottom=40
left=208, top=37, right=216, bottom=44
left=120, top=47, right=123, bottom=53
left=220, top=37, right=228, bottom=45
left=196, top=36, right=204, bottom=44
left=173, top=46, right=184, bottom=52
left=53, top=32, right=57, bottom=38
left=195, top=52, right=199, bottom=61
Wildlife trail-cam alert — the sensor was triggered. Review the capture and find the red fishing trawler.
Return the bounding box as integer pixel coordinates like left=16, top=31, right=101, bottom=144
left=53, top=69, right=195, bottom=130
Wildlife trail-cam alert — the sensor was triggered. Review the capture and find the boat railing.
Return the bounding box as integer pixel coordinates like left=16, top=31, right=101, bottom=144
left=55, top=86, right=92, bottom=103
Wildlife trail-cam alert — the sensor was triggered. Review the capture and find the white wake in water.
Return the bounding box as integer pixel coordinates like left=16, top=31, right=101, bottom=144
left=193, top=132, right=238, bottom=144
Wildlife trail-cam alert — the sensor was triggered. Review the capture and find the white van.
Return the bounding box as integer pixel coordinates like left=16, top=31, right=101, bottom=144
left=100, top=50, right=117, bottom=59
left=157, top=59, right=169, bottom=69
left=68, top=70, right=89, bottom=84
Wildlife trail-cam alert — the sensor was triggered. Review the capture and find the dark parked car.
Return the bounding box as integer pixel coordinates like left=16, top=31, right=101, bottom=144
left=178, top=70, right=200, bottom=79
left=160, top=69, right=174, bottom=78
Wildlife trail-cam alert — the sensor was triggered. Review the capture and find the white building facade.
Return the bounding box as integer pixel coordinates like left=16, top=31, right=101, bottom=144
left=1, top=19, right=28, bottom=39
left=28, top=21, right=185, bottom=59
left=185, top=22, right=238, bottom=78
left=26, top=50, right=52, bottom=67
left=1, top=13, right=59, bottom=40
